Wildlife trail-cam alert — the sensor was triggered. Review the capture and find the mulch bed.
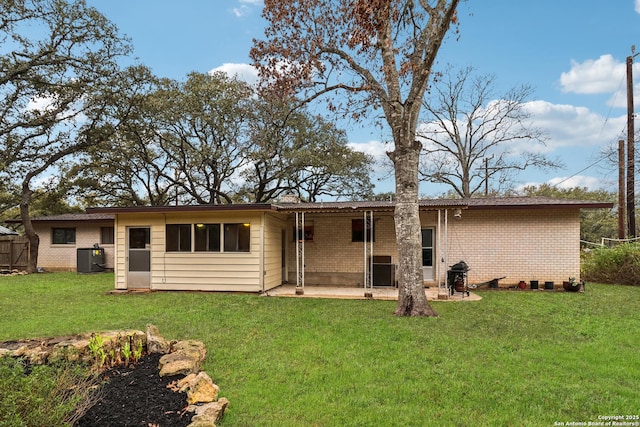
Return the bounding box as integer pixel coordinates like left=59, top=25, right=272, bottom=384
left=76, top=353, right=193, bottom=427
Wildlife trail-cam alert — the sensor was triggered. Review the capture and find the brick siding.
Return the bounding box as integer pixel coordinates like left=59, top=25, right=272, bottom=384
left=34, top=221, right=114, bottom=272
left=287, top=208, right=580, bottom=287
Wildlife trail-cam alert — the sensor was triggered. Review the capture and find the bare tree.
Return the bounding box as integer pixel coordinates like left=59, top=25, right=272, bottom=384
left=419, top=65, right=561, bottom=197
left=251, top=0, right=460, bottom=316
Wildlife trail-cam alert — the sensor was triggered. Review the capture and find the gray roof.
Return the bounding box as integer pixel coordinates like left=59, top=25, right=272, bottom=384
left=6, top=213, right=115, bottom=224
left=461, top=196, right=613, bottom=210
left=79, top=197, right=613, bottom=216
left=274, top=199, right=468, bottom=212
left=275, top=196, right=613, bottom=212
left=0, top=225, right=18, bottom=235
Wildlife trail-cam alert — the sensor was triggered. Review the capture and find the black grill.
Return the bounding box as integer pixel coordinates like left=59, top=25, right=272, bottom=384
left=447, top=260, right=469, bottom=296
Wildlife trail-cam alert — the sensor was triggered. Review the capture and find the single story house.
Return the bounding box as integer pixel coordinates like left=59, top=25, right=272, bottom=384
left=86, top=197, right=612, bottom=294
left=7, top=213, right=115, bottom=272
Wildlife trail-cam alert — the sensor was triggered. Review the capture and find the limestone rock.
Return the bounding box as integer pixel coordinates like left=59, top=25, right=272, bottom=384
left=176, top=373, right=198, bottom=392
left=187, top=397, right=229, bottom=427
left=181, top=371, right=219, bottom=405
left=159, top=340, right=206, bottom=377
left=146, top=324, right=170, bottom=354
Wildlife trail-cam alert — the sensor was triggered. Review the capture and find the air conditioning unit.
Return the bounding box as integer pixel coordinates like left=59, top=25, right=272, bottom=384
left=77, top=247, right=105, bottom=274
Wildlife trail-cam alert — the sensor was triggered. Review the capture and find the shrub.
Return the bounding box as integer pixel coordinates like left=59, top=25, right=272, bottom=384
left=582, top=242, right=640, bottom=286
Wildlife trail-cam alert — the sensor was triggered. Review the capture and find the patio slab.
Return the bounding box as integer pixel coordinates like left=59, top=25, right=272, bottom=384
left=262, top=285, right=482, bottom=301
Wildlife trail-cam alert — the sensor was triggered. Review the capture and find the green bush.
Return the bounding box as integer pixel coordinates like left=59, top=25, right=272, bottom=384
left=0, top=357, right=99, bottom=427
left=582, top=242, right=640, bottom=285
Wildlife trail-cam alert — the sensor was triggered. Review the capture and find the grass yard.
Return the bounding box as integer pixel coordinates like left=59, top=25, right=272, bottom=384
left=1, top=273, right=639, bottom=426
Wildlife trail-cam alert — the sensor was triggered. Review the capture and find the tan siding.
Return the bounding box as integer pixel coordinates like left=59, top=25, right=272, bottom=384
left=263, top=213, right=287, bottom=290
left=114, top=211, right=285, bottom=292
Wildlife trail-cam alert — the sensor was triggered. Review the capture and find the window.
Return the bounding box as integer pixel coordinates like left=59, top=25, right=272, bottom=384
left=52, top=227, right=76, bottom=245
left=421, top=228, right=433, bottom=268
left=294, top=221, right=314, bottom=242
left=166, top=224, right=191, bottom=252
left=352, top=219, right=375, bottom=242
left=129, top=227, right=150, bottom=249
left=100, top=227, right=114, bottom=245
left=194, top=224, right=221, bottom=252
left=224, top=223, right=250, bottom=252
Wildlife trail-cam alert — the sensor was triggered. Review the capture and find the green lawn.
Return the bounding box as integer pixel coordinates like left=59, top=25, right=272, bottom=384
left=1, top=273, right=639, bottom=426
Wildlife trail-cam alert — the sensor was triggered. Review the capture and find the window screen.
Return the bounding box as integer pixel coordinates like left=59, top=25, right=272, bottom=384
left=166, top=224, right=191, bottom=252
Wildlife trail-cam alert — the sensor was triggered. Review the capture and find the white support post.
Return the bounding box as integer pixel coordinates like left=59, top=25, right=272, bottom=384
left=444, top=209, right=449, bottom=297
left=295, top=212, right=305, bottom=295
left=437, top=209, right=443, bottom=297
left=364, top=210, right=373, bottom=298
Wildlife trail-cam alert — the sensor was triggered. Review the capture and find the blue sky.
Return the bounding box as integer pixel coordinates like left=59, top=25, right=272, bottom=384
left=85, top=0, right=640, bottom=197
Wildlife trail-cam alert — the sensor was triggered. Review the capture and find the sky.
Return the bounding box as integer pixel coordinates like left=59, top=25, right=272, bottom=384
left=84, top=0, right=640, bottom=197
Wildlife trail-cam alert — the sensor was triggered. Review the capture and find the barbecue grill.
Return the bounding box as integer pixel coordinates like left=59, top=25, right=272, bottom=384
left=447, top=260, right=469, bottom=297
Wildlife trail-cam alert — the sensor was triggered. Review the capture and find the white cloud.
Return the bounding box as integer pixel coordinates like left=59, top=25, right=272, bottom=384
left=348, top=139, right=389, bottom=160
left=209, top=63, right=259, bottom=86
left=27, top=96, right=56, bottom=112
left=636, top=0, right=640, bottom=13
left=232, top=5, right=250, bottom=17
left=523, top=100, right=624, bottom=150
left=232, top=0, right=262, bottom=17
left=546, top=175, right=612, bottom=190
left=348, top=139, right=393, bottom=179
left=560, top=54, right=625, bottom=94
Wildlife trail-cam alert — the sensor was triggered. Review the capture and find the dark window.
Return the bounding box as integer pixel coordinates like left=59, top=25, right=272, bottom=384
left=129, top=227, right=150, bottom=249
left=421, top=228, right=433, bottom=267
left=294, top=221, right=314, bottom=241
left=224, top=223, right=250, bottom=252
left=194, top=224, right=221, bottom=252
left=100, top=227, right=114, bottom=245
left=52, top=228, right=76, bottom=245
left=166, top=224, right=191, bottom=252
left=352, top=219, right=375, bottom=242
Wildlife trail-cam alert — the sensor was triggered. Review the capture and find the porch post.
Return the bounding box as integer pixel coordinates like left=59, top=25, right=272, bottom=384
left=364, top=210, right=373, bottom=298
left=444, top=209, right=449, bottom=297
left=437, top=209, right=442, bottom=297
left=295, top=212, right=305, bottom=295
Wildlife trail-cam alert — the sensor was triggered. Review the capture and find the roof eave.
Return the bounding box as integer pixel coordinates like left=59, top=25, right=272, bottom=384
left=87, top=204, right=278, bottom=215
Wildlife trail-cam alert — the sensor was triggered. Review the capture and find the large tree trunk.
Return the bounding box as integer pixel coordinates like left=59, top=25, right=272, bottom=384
left=20, top=186, right=39, bottom=274
left=391, top=137, right=438, bottom=317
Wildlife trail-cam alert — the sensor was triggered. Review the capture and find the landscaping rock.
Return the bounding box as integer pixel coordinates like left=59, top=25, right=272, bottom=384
left=159, top=340, right=206, bottom=377
left=180, top=371, right=220, bottom=405
left=0, top=326, right=227, bottom=425
left=146, top=324, right=171, bottom=354
left=187, top=397, right=229, bottom=427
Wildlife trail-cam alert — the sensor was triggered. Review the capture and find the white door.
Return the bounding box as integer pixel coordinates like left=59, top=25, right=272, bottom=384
left=127, top=227, right=151, bottom=289
left=421, top=228, right=434, bottom=281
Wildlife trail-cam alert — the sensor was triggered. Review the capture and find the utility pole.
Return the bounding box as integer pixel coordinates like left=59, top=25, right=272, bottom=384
left=619, top=139, right=626, bottom=239
left=627, top=47, right=638, bottom=237
left=485, top=157, right=489, bottom=196
left=483, top=155, right=494, bottom=197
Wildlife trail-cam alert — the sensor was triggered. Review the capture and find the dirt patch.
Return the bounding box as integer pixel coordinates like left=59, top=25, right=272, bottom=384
left=77, top=353, right=194, bottom=426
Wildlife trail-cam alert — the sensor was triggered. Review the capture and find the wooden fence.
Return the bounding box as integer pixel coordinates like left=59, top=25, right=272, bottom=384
left=0, top=236, right=29, bottom=271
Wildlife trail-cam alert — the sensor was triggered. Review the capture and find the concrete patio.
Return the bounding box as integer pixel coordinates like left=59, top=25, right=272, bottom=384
left=262, top=285, right=482, bottom=301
